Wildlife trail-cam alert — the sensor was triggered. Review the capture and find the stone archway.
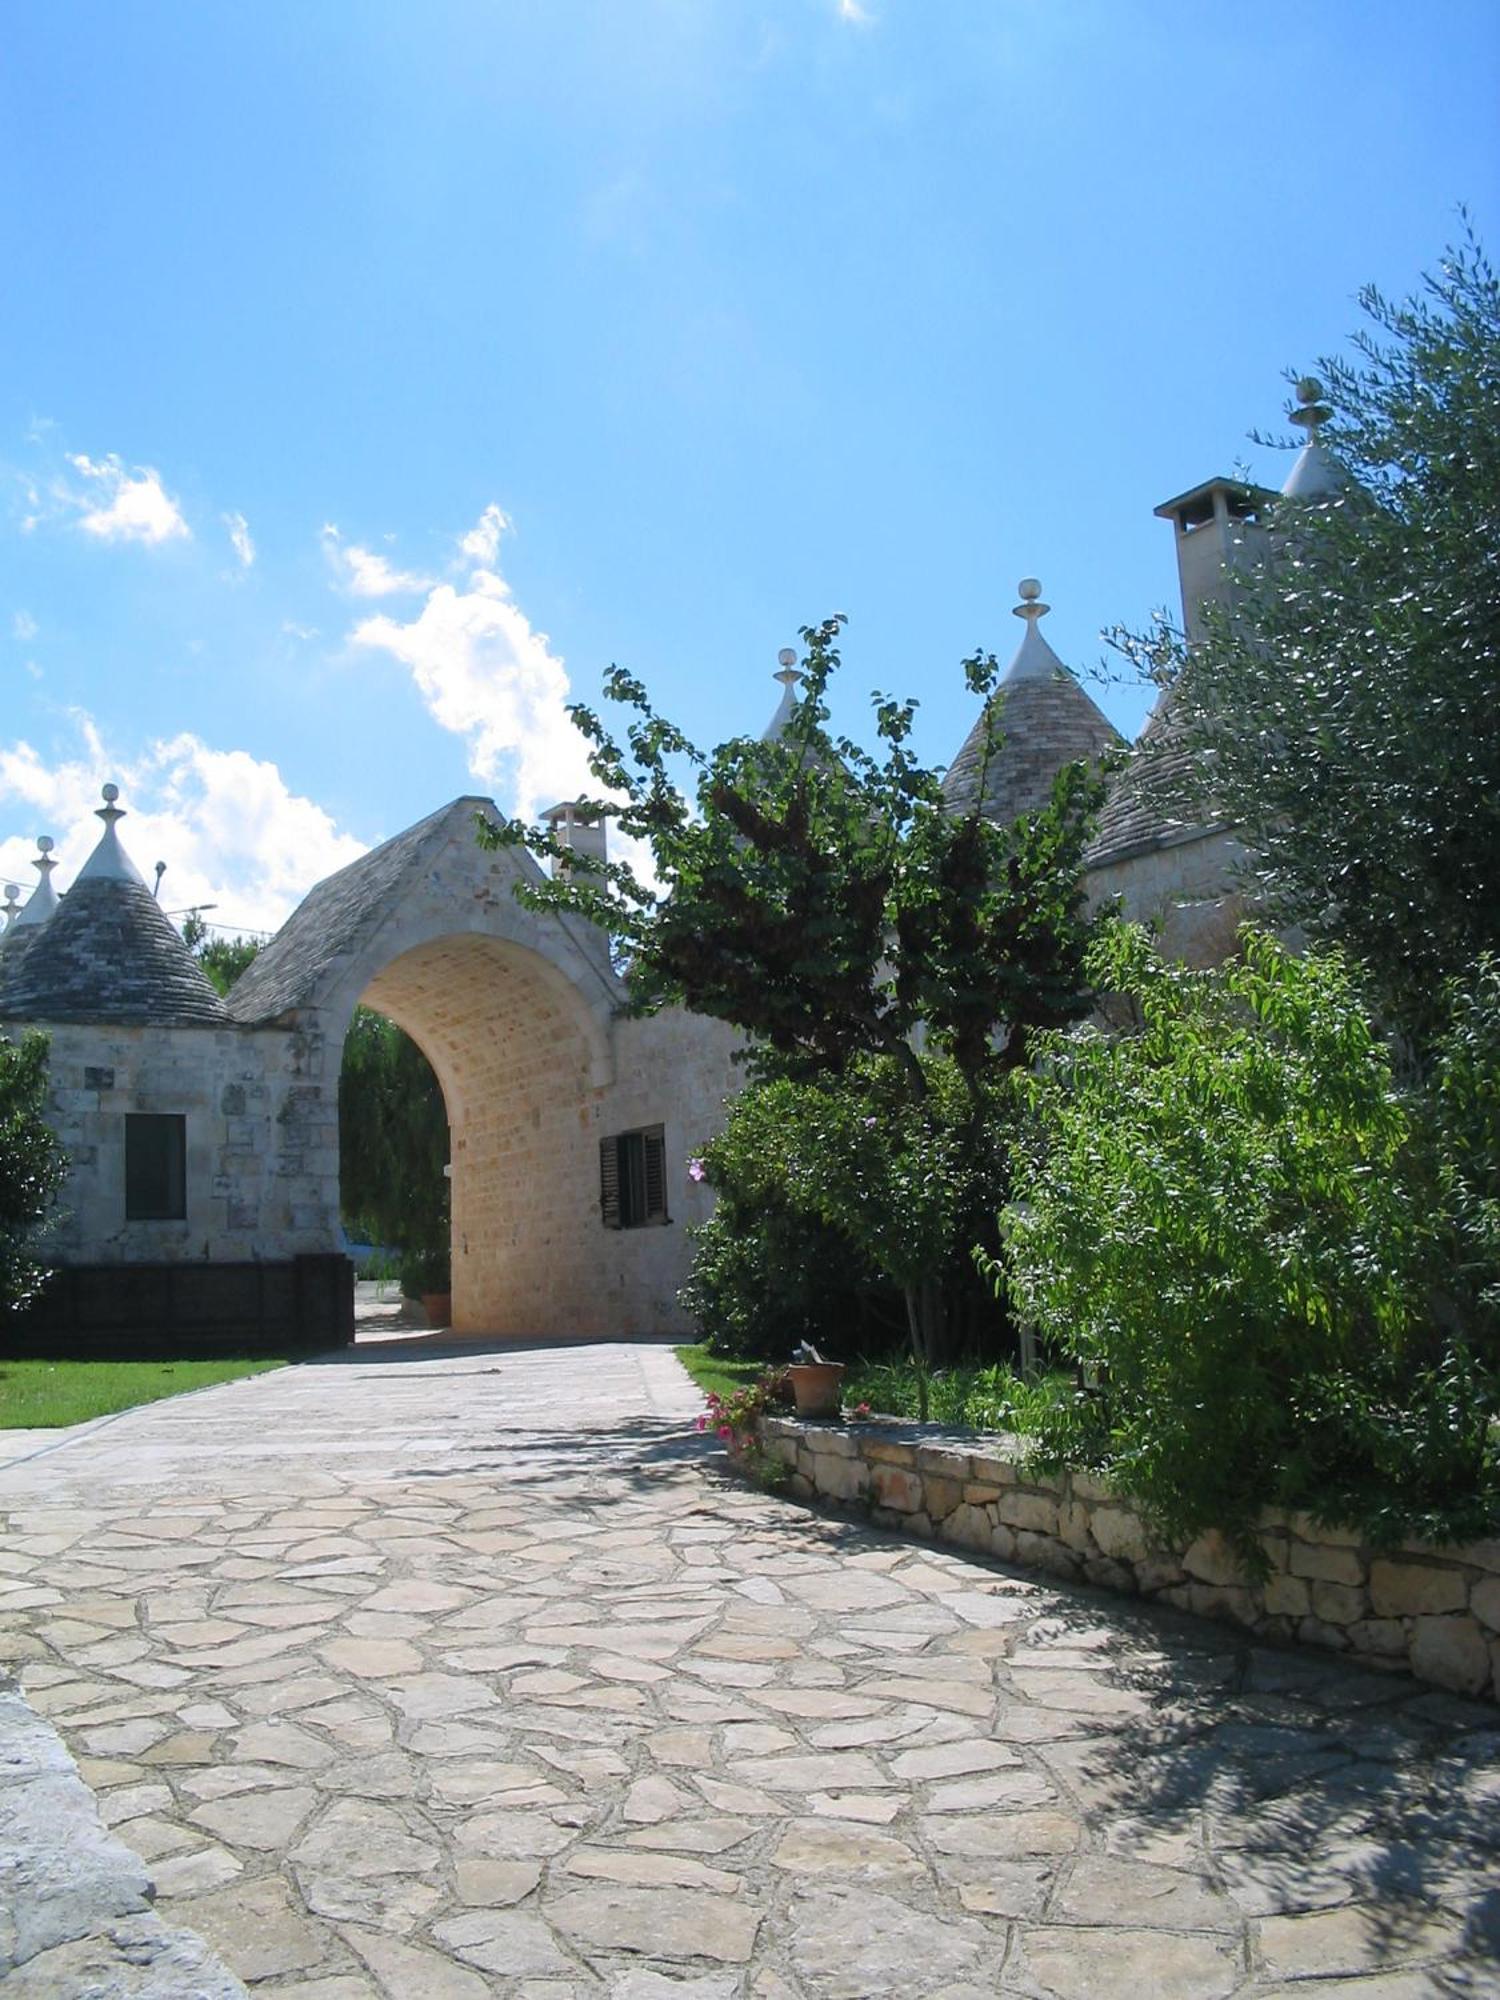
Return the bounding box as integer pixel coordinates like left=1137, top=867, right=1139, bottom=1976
left=226, top=795, right=742, bottom=1337
left=353, top=931, right=614, bottom=1333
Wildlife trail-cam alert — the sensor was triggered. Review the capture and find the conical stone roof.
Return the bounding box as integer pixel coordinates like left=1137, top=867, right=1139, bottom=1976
left=943, top=581, right=1122, bottom=824
left=0, top=789, right=227, bottom=1027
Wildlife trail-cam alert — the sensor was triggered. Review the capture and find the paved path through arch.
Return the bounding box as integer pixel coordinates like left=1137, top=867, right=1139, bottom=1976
left=1, top=1341, right=1495, bottom=1997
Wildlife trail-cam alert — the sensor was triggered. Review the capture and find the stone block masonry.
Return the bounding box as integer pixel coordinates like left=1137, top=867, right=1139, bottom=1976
left=755, top=1416, right=1500, bottom=1703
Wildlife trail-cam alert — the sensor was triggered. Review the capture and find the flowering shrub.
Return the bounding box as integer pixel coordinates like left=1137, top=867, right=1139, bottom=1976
left=696, top=1372, right=789, bottom=1487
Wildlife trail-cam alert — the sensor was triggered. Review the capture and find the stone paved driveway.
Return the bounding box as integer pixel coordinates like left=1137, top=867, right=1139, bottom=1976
left=1, top=1336, right=1496, bottom=1999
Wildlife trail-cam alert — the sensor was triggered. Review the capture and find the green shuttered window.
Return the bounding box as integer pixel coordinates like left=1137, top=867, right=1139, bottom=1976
left=125, top=1113, right=187, bottom=1221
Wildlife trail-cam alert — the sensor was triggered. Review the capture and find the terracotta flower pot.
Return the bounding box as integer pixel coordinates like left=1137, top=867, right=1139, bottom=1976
left=786, top=1361, right=845, bottom=1418
left=420, top=1291, right=452, bottom=1328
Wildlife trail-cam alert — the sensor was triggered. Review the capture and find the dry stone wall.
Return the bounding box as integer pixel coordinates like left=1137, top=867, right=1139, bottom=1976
left=757, top=1416, right=1500, bottom=1704
left=31, top=1019, right=339, bottom=1266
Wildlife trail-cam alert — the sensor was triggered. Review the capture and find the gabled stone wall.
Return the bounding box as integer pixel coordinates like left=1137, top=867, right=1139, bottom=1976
left=756, top=1416, right=1500, bottom=1704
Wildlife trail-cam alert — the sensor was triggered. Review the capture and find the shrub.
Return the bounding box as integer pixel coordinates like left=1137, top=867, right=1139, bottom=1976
left=0, top=1032, right=68, bottom=1315
left=682, top=1051, right=1009, bottom=1365
left=998, top=922, right=1499, bottom=1561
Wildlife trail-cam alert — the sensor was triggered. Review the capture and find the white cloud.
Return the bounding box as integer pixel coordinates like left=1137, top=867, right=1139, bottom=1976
left=66, top=453, right=190, bottom=546
left=12, top=611, right=37, bottom=641
left=0, top=718, right=366, bottom=935
left=349, top=506, right=592, bottom=822
left=321, top=524, right=433, bottom=598
left=224, top=511, right=255, bottom=568
left=459, top=503, right=508, bottom=568
left=838, top=0, right=872, bottom=21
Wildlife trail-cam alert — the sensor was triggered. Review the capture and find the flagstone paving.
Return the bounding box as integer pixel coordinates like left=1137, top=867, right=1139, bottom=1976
left=1, top=1334, right=1496, bottom=1998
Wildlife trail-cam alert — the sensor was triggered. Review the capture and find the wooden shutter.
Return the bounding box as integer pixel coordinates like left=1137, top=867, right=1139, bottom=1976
left=599, top=1135, right=622, bottom=1229
left=643, top=1126, right=667, bottom=1224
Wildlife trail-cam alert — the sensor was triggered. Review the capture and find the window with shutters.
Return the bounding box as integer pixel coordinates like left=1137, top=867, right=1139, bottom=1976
left=600, top=1125, right=669, bottom=1229
left=125, top=1113, right=187, bottom=1221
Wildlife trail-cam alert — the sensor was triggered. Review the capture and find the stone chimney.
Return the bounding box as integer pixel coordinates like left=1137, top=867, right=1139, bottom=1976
left=539, top=800, right=608, bottom=879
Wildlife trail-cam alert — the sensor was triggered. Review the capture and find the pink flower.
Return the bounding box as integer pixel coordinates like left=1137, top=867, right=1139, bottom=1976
left=687, top=1157, right=708, bottom=1183
left=863, top=1116, right=878, bottom=1129
left=717, top=1424, right=734, bottom=1442
left=853, top=1401, right=872, bottom=1420
left=696, top=1414, right=708, bottom=1431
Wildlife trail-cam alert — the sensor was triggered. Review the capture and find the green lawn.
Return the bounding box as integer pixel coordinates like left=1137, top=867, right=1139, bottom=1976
left=674, top=1344, right=773, bottom=1402
left=0, top=1358, right=287, bottom=1430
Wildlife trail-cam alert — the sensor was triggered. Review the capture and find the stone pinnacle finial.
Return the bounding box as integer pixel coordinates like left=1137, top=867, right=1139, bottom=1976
left=1013, top=578, right=1051, bottom=623
left=1291, top=376, right=1332, bottom=434
left=775, top=646, right=803, bottom=689
left=74, top=781, right=146, bottom=887
left=2, top=883, right=19, bottom=928
left=13, top=834, right=61, bottom=926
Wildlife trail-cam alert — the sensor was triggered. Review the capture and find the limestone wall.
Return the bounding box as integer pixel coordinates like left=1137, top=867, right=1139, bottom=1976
left=1086, top=827, right=1249, bottom=968
left=757, top=1416, right=1500, bottom=1703
left=26, top=1018, right=340, bottom=1266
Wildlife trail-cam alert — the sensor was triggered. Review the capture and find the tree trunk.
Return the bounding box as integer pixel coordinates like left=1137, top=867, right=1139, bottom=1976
left=904, top=1277, right=950, bottom=1381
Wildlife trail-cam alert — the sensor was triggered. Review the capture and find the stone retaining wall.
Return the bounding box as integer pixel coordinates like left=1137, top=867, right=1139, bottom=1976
left=755, top=1415, right=1500, bottom=1703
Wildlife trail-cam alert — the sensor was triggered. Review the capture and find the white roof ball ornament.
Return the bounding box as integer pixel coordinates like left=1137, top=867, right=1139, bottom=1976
left=1, top=882, right=20, bottom=930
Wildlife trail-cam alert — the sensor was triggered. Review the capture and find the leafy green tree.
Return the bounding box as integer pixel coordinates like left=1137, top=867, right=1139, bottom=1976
left=998, top=921, right=1499, bottom=1559
left=180, top=913, right=262, bottom=997
left=479, top=616, right=1106, bottom=1363
left=0, top=1032, right=68, bottom=1314
left=1120, top=232, right=1500, bottom=1049
left=337, top=1008, right=449, bottom=1280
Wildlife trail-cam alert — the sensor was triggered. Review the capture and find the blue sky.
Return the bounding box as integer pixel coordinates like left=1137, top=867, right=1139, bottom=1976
left=2, top=1, right=1495, bottom=931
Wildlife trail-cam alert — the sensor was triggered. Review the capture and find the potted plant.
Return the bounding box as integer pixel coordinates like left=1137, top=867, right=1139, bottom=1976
left=785, top=1343, right=845, bottom=1418
left=399, top=1246, right=452, bottom=1328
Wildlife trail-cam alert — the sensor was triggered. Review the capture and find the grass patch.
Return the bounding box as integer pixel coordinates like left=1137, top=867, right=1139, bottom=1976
left=0, top=1357, right=288, bottom=1430
left=675, top=1344, right=1075, bottom=1435
left=673, top=1344, right=774, bottom=1403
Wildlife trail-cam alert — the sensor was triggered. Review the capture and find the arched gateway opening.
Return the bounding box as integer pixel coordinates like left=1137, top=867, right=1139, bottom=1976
left=226, top=797, right=738, bottom=1337
left=352, top=933, right=607, bottom=1332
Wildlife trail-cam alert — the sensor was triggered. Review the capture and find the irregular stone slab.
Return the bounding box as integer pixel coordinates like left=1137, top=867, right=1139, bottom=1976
left=454, top=1808, right=579, bottom=1859
left=452, top=1857, right=542, bottom=1905
left=546, top=1885, right=761, bottom=1962
left=889, top=1738, right=1020, bottom=1781
left=318, top=1638, right=424, bottom=1678
left=608, top=1973, right=742, bottom=2000
left=341, top=1922, right=492, bottom=2000
left=186, top=1784, right=317, bottom=1851
left=771, top=1819, right=925, bottom=1882
left=1051, top=1856, right=1238, bottom=1931
left=432, top=1907, right=579, bottom=1976
left=1258, top=1903, right=1467, bottom=1980
left=786, top=1884, right=990, bottom=1997
left=290, top=1798, right=441, bottom=1879
left=724, top=1752, right=890, bottom=1793
left=1017, top=1925, right=1241, bottom=2000
left=162, top=1874, right=330, bottom=1983
left=561, top=1846, right=741, bottom=1893
left=301, top=1870, right=441, bottom=1935
left=922, top=1808, right=1081, bottom=1859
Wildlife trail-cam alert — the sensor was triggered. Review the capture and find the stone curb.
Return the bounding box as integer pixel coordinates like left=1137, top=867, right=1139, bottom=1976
left=0, top=1682, right=248, bottom=1997
left=752, top=1415, right=1500, bottom=1704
